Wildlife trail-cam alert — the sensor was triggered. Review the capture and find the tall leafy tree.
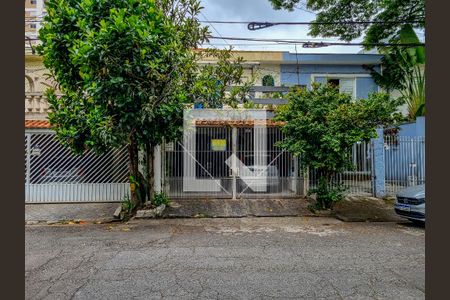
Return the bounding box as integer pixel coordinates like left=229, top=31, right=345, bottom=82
left=276, top=84, right=402, bottom=209
left=268, top=0, right=425, bottom=48
left=37, top=0, right=208, bottom=205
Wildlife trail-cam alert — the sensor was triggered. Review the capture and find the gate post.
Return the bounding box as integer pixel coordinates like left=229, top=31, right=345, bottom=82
left=154, top=145, right=162, bottom=193
left=232, top=127, right=237, bottom=199
left=26, top=134, right=31, bottom=185
left=26, top=133, right=31, bottom=202
left=303, top=166, right=309, bottom=196
left=372, top=128, right=386, bottom=198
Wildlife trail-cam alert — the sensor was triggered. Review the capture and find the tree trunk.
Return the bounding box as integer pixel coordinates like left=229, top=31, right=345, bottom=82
left=128, top=134, right=140, bottom=207
left=146, top=142, right=155, bottom=204
left=323, top=171, right=334, bottom=209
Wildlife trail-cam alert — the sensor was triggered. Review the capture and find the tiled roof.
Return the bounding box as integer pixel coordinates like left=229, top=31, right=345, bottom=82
left=194, top=119, right=285, bottom=127
left=25, top=120, right=51, bottom=129
left=25, top=119, right=285, bottom=129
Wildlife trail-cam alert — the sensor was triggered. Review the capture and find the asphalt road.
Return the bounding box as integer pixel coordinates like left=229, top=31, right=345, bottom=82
left=25, top=217, right=425, bottom=300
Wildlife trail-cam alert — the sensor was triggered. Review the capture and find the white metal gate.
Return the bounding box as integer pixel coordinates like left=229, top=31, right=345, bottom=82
left=25, top=131, right=130, bottom=203
left=384, top=135, right=425, bottom=195
left=162, top=126, right=302, bottom=199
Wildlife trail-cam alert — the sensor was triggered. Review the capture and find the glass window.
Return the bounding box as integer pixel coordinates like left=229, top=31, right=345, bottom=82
left=262, top=75, right=275, bottom=87
left=326, top=77, right=355, bottom=97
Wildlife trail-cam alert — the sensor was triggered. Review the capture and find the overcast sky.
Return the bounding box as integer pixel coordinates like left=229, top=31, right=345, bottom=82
left=199, top=0, right=364, bottom=54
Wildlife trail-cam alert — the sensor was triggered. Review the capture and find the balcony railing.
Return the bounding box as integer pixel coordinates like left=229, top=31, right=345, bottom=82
left=25, top=86, right=291, bottom=118
left=225, top=85, right=290, bottom=105
left=25, top=93, right=49, bottom=116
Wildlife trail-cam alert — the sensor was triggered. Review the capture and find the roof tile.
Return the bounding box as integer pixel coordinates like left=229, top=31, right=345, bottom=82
left=25, top=120, right=51, bottom=129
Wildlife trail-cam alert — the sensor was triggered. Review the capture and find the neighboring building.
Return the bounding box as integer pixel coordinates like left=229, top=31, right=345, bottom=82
left=26, top=49, right=424, bottom=203
left=25, top=53, right=55, bottom=121
left=26, top=50, right=384, bottom=121
left=25, top=0, right=46, bottom=42
left=199, top=51, right=383, bottom=100
left=199, top=50, right=283, bottom=86
left=280, top=53, right=382, bottom=99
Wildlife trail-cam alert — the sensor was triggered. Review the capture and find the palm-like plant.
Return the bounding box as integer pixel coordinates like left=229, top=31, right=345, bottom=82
left=400, top=63, right=425, bottom=119
left=367, top=25, right=425, bottom=120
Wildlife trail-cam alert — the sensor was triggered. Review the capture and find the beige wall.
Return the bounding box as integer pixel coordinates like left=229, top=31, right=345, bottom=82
left=25, top=55, right=56, bottom=93
left=25, top=0, right=36, bottom=9
left=199, top=50, right=284, bottom=64
left=199, top=50, right=283, bottom=87
left=25, top=50, right=284, bottom=94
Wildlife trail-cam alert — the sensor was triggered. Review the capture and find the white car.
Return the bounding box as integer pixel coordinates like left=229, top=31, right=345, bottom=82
left=394, top=184, right=425, bottom=224
left=237, top=165, right=280, bottom=192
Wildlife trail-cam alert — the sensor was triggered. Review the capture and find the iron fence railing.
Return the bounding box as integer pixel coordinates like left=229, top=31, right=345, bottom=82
left=162, top=126, right=300, bottom=198
left=384, top=135, right=425, bottom=196
left=308, top=141, right=374, bottom=195
left=25, top=131, right=129, bottom=203
left=24, top=130, right=425, bottom=202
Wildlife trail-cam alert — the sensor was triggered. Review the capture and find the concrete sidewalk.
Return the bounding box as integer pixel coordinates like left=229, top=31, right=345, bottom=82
left=25, top=203, right=119, bottom=223
left=25, top=198, right=312, bottom=224
left=163, top=198, right=312, bottom=218
left=25, top=195, right=403, bottom=223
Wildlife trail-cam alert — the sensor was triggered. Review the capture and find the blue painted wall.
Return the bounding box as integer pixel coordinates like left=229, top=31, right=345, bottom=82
left=388, top=117, right=426, bottom=137
left=282, top=53, right=383, bottom=65
left=356, top=77, right=379, bottom=99
left=280, top=64, right=380, bottom=98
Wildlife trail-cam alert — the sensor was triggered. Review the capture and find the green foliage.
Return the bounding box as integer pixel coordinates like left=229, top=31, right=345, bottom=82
left=37, top=0, right=208, bottom=153
left=121, top=195, right=136, bottom=215
left=242, top=101, right=263, bottom=109
left=37, top=0, right=209, bottom=206
left=402, top=65, right=425, bottom=119
left=152, top=192, right=171, bottom=207
left=276, top=84, right=402, bottom=173
left=308, top=178, right=346, bottom=210
left=262, top=91, right=284, bottom=99
left=366, top=25, right=425, bottom=120
left=275, top=84, right=402, bottom=208
left=262, top=75, right=275, bottom=87
left=192, top=48, right=255, bottom=108
left=268, top=0, right=424, bottom=49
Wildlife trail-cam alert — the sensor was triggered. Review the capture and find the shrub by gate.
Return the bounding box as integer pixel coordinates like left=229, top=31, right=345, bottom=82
left=308, top=141, right=374, bottom=195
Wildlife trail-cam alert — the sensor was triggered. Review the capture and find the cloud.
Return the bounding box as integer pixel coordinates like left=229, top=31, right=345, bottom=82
left=200, top=0, right=362, bottom=54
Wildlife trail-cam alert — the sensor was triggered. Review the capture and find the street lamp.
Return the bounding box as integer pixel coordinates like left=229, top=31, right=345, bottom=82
left=302, top=42, right=330, bottom=48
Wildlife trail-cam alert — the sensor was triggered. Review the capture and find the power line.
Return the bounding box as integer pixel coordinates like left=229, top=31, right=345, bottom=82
left=207, top=36, right=425, bottom=47
left=199, top=20, right=424, bottom=25
left=200, top=12, right=231, bottom=47
left=203, top=43, right=308, bottom=46
left=26, top=18, right=424, bottom=24
left=26, top=18, right=425, bottom=29
left=25, top=36, right=425, bottom=48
